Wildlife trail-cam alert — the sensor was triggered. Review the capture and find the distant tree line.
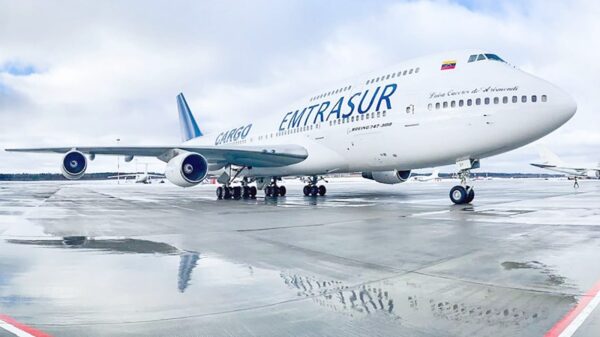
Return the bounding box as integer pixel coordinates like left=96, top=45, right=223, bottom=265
left=0, top=172, right=162, bottom=181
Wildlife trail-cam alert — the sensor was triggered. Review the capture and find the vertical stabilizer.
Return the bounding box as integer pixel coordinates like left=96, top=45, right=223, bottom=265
left=537, top=145, right=565, bottom=166
left=177, top=93, right=203, bottom=142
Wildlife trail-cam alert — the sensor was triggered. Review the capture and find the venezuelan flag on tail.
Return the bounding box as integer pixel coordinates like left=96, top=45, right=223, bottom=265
left=441, top=60, right=457, bottom=70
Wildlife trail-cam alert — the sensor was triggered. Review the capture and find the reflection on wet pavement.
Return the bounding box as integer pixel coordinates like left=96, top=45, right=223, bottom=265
left=0, top=180, right=598, bottom=337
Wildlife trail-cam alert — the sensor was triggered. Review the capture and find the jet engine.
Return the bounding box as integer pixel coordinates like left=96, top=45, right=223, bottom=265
left=362, top=170, right=411, bottom=184
left=61, top=150, right=87, bottom=179
left=586, top=170, right=600, bottom=179
left=165, top=152, right=208, bottom=187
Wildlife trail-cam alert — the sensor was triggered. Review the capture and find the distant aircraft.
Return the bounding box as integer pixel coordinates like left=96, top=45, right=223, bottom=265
left=6, top=50, right=576, bottom=204
left=412, top=168, right=441, bottom=182
left=108, top=163, right=165, bottom=184
left=531, top=146, right=599, bottom=179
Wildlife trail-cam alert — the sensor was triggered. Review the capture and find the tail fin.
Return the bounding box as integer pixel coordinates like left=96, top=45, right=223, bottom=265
left=537, top=145, right=565, bottom=166
left=177, top=93, right=203, bottom=142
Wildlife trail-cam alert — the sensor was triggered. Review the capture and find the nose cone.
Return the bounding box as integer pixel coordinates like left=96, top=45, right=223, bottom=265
left=554, top=88, right=577, bottom=125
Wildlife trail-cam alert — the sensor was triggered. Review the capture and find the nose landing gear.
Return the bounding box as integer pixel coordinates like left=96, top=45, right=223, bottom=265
left=450, top=159, right=478, bottom=205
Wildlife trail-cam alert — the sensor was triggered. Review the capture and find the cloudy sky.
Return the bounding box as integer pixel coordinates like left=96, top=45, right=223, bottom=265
left=0, top=0, right=598, bottom=173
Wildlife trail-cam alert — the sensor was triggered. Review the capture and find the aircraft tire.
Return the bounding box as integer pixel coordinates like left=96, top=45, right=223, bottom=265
left=449, top=185, right=467, bottom=204
left=465, top=186, right=475, bottom=203
left=303, top=185, right=310, bottom=196
left=279, top=185, right=286, bottom=197
left=318, top=185, right=326, bottom=196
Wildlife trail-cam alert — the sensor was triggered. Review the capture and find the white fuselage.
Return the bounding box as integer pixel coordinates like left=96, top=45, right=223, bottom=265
left=185, top=50, right=576, bottom=178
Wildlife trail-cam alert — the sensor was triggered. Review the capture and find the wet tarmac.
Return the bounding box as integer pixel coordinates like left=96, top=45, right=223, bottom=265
left=0, top=179, right=599, bottom=337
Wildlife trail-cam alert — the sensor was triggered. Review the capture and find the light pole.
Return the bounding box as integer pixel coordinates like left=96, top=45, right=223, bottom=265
left=116, top=138, right=120, bottom=184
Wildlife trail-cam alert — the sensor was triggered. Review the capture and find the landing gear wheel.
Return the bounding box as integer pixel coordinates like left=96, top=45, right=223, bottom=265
left=465, top=186, right=475, bottom=204
left=242, top=186, right=250, bottom=199
left=249, top=186, right=257, bottom=199
left=318, top=185, right=326, bottom=196
left=303, top=185, right=310, bottom=196
left=310, top=185, right=319, bottom=197
left=233, top=186, right=242, bottom=200
left=449, top=185, right=467, bottom=205
left=216, top=186, right=224, bottom=200
left=265, top=186, right=272, bottom=197
left=279, top=185, right=287, bottom=197
left=223, top=187, right=232, bottom=200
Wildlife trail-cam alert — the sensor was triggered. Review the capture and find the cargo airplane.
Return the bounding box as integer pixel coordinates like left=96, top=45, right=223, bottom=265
left=6, top=50, right=577, bottom=204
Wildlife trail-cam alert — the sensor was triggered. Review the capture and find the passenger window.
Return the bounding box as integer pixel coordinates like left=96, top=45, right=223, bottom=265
left=467, top=99, right=472, bottom=106
left=493, top=97, right=499, bottom=104
left=428, top=103, right=432, bottom=110
left=459, top=100, right=464, bottom=107
left=386, top=74, right=390, bottom=80
left=451, top=101, right=456, bottom=108
left=382, top=111, right=386, bottom=117
left=403, top=70, right=407, bottom=76
left=435, top=102, right=440, bottom=109
left=522, top=95, right=527, bottom=103
left=484, top=97, right=490, bottom=105
left=503, top=96, right=508, bottom=104
left=542, top=95, right=547, bottom=102
left=468, top=54, right=477, bottom=63
left=376, top=77, right=380, bottom=82
left=377, top=111, right=381, bottom=117
left=406, top=106, right=411, bottom=113
left=409, top=69, right=413, bottom=74
left=443, top=102, right=448, bottom=108
left=361, top=114, right=365, bottom=120
left=397, top=72, right=402, bottom=77
left=391, top=73, right=396, bottom=78
left=415, top=67, right=420, bottom=73
left=512, top=96, right=517, bottom=103
left=532, top=95, right=537, bottom=102
left=476, top=98, right=481, bottom=105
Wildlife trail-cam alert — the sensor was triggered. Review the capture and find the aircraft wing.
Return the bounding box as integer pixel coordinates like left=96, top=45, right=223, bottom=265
left=5, top=144, right=308, bottom=167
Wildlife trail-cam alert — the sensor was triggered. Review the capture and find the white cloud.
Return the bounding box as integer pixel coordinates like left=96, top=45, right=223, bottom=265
left=0, top=0, right=598, bottom=173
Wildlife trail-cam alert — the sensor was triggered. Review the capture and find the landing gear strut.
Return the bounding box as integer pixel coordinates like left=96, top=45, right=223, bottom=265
left=449, top=159, right=478, bottom=205
left=302, top=176, right=327, bottom=197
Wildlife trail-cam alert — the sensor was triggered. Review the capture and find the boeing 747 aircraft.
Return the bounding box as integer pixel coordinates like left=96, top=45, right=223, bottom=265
left=6, top=50, right=576, bottom=204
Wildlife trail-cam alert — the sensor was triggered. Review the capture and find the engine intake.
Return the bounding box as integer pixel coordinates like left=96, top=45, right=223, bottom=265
left=61, top=150, right=87, bottom=179
left=165, top=152, right=208, bottom=187
left=362, top=170, right=411, bottom=184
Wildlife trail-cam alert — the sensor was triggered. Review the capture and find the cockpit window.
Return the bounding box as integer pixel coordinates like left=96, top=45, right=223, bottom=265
left=485, top=54, right=505, bottom=62
left=468, top=53, right=507, bottom=63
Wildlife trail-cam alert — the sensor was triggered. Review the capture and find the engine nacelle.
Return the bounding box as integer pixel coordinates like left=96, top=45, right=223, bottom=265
left=586, top=170, right=600, bottom=179
left=362, top=170, right=411, bottom=184
left=165, top=152, right=208, bottom=187
left=61, top=150, right=87, bottom=179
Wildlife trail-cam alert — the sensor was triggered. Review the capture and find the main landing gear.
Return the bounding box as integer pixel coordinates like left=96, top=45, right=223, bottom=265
left=264, top=178, right=287, bottom=198
left=449, top=159, right=478, bottom=205
left=216, top=167, right=257, bottom=200
left=216, top=184, right=257, bottom=200
left=302, top=176, right=327, bottom=197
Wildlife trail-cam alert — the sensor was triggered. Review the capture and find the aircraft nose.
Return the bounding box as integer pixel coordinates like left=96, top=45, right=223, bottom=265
left=553, top=87, right=577, bottom=124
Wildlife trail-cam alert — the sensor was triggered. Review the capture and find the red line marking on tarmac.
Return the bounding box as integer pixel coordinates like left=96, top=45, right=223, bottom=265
left=544, top=280, right=600, bottom=337
left=0, top=315, right=53, bottom=337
